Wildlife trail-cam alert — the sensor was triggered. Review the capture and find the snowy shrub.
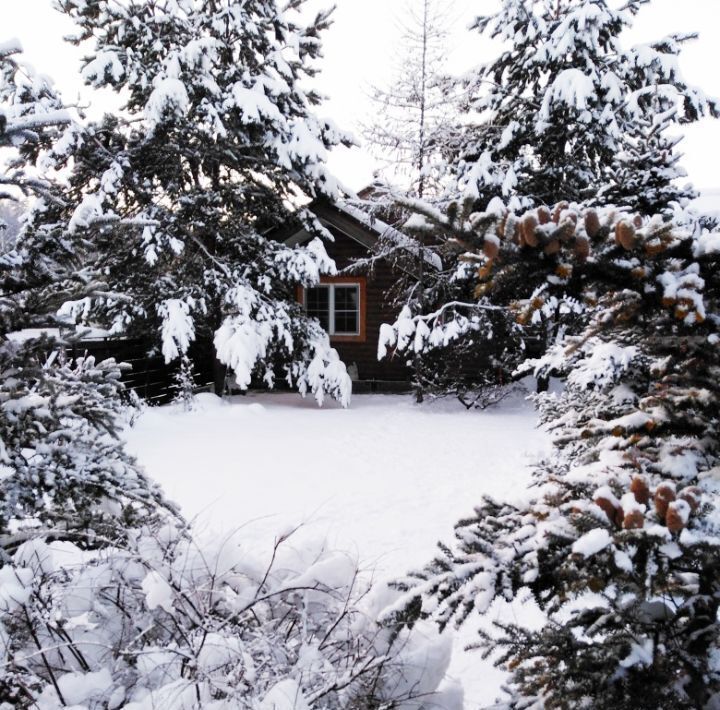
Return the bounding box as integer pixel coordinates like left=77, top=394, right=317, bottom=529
left=1, top=526, right=458, bottom=709
left=171, top=355, right=197, bottom=410
left=385, top=196, right=720, bottom=707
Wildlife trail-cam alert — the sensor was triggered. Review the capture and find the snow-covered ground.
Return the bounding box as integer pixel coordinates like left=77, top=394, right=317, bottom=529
left=125, top=390, right=551, bottom=708
left=692, top=188, right=720, bottom=218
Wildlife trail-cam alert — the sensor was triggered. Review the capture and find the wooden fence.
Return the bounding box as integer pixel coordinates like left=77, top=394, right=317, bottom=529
left=70, top=337, right=215, bottom=405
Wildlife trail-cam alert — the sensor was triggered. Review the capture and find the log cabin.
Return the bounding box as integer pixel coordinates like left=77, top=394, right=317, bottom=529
left=275, top=199, right=440, bottom=391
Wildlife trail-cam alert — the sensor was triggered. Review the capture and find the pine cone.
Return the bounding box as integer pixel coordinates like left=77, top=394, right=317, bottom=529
left=522, top=213, right=539, bottom=246
left=594, top=493, right=620, bottom=526
left=538, top=206, right=552, bottom=225
left=678, top=486, right=701, bottom=512
left=552, top=201, right=569, bottom=224
left=666, top=500, right=690, bottom=534
left=558, top=220, right=575, bottom=242
left=483, top=238, right=500, bottom=260
left=584, top=210, right=601, bottom=239
left=630, top=476, right=650, bottom=505
left=506, top=215, right=521, bottom=244
left=615, top=505, right=625, bottom=527
left=615, top=221, right=636, bottom=250
left=654, top=483, right=676, bottom=519
left=574, top=234, right=590, bottom=260
left=623, top=509, right=644, bottom=530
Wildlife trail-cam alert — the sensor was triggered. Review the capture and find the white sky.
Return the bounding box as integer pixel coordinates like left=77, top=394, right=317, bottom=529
left=4, top=0, right=720, bottom=191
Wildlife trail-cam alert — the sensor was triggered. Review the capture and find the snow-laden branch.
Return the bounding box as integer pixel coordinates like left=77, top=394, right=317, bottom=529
left=378, top=300, right=503, bottom=360
left=4, top=110, right=72, bottom=137
left=0, top=39, right=23, bottom=59
left=413, top=299, right=505, bottom=321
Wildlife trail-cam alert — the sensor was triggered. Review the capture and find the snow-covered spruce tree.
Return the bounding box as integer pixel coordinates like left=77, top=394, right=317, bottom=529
left=48, top=0, right=353, bottom=405
left=0, top=39, right=175, bottom=549
left=383, top=200, right=720, bottom=707
left=377, top=1, right=719, bottom=402
left=451, top=0, right=718, bottom=211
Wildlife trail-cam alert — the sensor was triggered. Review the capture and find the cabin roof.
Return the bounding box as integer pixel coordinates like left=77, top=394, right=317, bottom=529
left=281, top=200, right=442, bottom=271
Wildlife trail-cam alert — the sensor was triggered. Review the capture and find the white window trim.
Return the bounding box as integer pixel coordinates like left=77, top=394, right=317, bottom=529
left=305, top=283, right=361, bottom=337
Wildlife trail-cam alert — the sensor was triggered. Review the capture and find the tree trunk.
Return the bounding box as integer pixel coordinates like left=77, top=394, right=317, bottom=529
left=213, top=355, right=227, bottom=396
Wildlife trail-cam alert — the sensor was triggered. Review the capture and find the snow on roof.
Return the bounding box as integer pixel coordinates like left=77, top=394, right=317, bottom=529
left=334, top=200, right=442, bottom=271
left=0, top=39, right=23, bottom=57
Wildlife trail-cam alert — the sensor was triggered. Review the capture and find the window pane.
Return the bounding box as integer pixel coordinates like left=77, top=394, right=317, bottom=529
left=334, top=286, right=358, bottom=310
left=306, top=286, right=330, bottom=331
left=333, top=285, right=359, bottom=335
left=334, top=311, right=358, bottom=334
left=306, top=286, right=329, bottom=311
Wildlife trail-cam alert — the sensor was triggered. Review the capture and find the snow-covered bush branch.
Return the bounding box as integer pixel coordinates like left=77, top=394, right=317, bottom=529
left=2, top=525, right=457, bottom=709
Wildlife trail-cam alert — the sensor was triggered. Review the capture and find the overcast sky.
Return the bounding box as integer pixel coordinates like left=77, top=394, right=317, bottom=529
left=5, top=0, right=720, bottom=191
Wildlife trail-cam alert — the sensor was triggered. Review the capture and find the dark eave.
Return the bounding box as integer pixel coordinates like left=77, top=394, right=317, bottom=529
left=279, top=201, right=378, bottom=251
left=275, top=199, right=441, bottom=271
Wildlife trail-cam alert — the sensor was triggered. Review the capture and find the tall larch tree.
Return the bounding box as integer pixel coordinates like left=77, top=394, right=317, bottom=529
left=363, top=0, right=457, bottom=200
left=360, top=0, right=465, bottom=402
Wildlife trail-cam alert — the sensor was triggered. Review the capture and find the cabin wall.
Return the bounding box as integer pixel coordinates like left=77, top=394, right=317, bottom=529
left=321, top=225, right=410, bottom=383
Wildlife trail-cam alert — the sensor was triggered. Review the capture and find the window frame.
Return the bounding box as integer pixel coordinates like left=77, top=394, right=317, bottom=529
left=300, top=276, right=367, bottom=343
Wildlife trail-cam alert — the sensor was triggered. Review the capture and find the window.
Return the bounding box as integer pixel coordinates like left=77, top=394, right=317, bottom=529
left=302, top=279, right=365, bottom=342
